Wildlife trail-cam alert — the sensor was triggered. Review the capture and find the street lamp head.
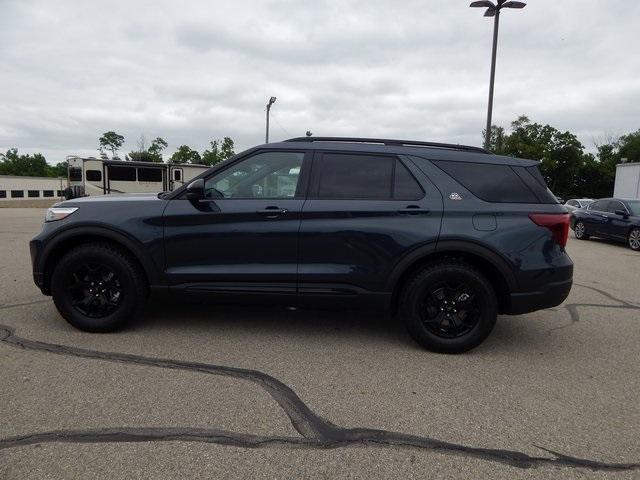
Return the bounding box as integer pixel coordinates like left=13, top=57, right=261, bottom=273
left=269, top=96, right=277, bottom=105
left=470, top=0, right=525, bottom=15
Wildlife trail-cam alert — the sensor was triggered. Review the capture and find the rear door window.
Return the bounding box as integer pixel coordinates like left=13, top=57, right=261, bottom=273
left=394, top=160, right=424, bottom=200
left=315, top=153, right=394, bottom=199
left=432, top=160, right=539, bottom=203
left=607, top=201, right=627, bottom=214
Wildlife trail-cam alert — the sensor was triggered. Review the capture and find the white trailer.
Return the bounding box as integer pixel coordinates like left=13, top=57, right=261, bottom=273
left=66, top=157, right=209, bottom=198
left=613, top=162, right=640, bottom=200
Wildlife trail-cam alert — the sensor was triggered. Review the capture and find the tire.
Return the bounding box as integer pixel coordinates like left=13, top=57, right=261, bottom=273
left=628, top=228, right=640, bottom=251
left=574, top=221, right=589, bottom=240
left=51, top=242, right=148, bottom=332
left=399, top=260, right=497, bottom=354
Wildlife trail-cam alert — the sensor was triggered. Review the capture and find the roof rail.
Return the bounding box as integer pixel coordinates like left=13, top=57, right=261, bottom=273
left=283, top=137, right=490, bottom=154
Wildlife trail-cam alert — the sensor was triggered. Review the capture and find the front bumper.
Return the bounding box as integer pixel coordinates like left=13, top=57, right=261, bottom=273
left=30, top=237, right=48, bottom=294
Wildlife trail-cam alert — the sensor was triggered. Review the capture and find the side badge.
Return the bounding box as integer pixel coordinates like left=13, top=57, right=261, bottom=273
left=449, top=192, right=462, bottom=200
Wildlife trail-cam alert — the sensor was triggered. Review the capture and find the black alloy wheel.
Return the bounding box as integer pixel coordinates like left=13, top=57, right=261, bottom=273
left=51, top=242, right=148, bottom=332
left=421, top=282, right=480, bottom=339
left=67, top=262, right=123, bottom=318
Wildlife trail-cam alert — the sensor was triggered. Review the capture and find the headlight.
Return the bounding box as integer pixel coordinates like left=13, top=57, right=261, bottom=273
left=45, top=207, right=78, bottom=222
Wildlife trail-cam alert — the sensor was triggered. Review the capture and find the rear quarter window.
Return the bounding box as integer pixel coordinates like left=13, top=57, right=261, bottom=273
left=432, top=160, right=540, bottom=203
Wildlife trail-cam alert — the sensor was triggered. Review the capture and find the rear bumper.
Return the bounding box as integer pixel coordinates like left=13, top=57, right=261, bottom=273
left=505, top=277, right=573, bottom=315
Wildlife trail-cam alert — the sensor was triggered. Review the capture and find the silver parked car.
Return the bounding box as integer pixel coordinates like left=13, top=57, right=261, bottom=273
left=564, top=198, right=594, bottom=212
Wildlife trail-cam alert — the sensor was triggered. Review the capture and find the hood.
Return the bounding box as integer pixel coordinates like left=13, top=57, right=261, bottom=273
left=59, top=193, right=162, bottom=205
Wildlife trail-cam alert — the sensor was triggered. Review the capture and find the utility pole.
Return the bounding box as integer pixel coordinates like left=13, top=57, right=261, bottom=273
left=265, top=96, right=277, bottom=143
left=470, top=1, right=526, bottom=149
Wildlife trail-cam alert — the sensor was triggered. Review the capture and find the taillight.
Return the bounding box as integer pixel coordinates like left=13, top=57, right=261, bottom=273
left=529, top=213, right=570, bottom=247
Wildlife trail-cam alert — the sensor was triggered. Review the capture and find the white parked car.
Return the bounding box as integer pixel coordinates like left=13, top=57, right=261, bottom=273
left=564, top=198, right=594, bottom=212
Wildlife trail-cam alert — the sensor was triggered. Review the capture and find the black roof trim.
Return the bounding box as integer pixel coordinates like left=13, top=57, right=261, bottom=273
left=284, top=137, right=490, bottom=154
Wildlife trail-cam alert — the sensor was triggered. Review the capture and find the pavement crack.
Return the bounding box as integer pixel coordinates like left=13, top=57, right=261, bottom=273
left=0, top=324, right=638, bottom=471
left=557, top=283, right=640, bottom=324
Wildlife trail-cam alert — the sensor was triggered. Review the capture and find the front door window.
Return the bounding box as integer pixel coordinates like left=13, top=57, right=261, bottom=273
left=205, top=151, right=303, bottom=199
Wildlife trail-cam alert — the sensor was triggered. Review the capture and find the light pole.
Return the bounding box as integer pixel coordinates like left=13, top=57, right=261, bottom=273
left=470, top=0, right=526, bottom=149
left=265, top=96, right=277, bottom=143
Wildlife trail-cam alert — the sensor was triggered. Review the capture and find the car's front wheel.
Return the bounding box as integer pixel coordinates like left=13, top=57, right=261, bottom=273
left=51, top=242, right=148, bottom=332
left=399, top=260, right=497, bottom=354
left=628, top=228, right=640, bottom=251
left=574, top=221, right=589, bottom=240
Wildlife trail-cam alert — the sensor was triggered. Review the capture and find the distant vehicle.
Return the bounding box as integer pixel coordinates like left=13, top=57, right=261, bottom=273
left=570, top=198, right=640, bottom=251
left=65, top=156, right=209, bottom=199
left=564, top=198, right=594, bottom=212
left=31, top=137, right=573, bottom=353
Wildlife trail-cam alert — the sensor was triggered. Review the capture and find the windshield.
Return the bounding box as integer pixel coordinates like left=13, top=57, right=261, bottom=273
left=579, top=200, right=594, bottom=207
left=627, top=200, right=640, bottom=215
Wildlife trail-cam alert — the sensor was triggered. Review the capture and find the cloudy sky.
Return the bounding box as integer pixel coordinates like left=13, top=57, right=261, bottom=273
left=1, top=0, right=639, bottom=163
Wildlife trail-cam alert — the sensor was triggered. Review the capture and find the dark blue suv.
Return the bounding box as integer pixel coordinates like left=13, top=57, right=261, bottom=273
left=30, top=137, right=573, bottom=353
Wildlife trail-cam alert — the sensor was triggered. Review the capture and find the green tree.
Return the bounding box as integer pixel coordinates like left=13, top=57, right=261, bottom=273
left=47, top=161, right=68, bottom=177
left=201, top=137, right=235, bottom=166
left=169, top=145, right=201, bottom=164
left=127, top=136, right=168, bottom=163
left=0, top=149, right=49, bottom=176
left=148, top=137, right=168, bottom=162
left=98, top=131, right=125, bottom=158
left=618, top=130, right=640, bottom=163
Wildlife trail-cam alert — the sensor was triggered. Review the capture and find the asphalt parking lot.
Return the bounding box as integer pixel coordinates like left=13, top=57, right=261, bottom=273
left=1, top=208, right=639, bottom=479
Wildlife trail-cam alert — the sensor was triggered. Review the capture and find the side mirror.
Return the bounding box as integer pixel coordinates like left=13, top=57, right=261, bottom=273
left=185, top=178, right=204, bottom=201
left=614, top=209, right=629, bottom=218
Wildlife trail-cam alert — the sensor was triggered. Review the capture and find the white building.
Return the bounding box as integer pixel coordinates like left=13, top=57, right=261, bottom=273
left=614, top=162, right=640, bottom=199
left=0, top=175, right=66, bottom=205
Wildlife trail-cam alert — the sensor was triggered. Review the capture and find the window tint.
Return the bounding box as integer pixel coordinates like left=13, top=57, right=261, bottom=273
left=589, top=200, right=608, bottom=212
left=394, top=160, right=424, bottom=200
left=317, top=154, right=393, bottom=199
left=138, top=167, right=162, bottom=182
left=57, top=190, right=63, bottom=197
left=567, top=200, right=577, bottom=207
left=43, top=190, right=54, bottom=197
left=86, top=170, right=102, bottom=182
left=11, top=190, right=24, bottom=198
left=607, top=201, right=626, bottom=214
left=0, top=191, right=6, bottom=198
left=627, top=201, right=640, bottom=215
left=28, top=190, right=40, bottom=198
left=433, top=161, right=539, bottom=203
left=205, top=151, right=303, bottom=199
left=109, top=166, right=136, bottom=181
left=69, top=167, right=82, bottom=182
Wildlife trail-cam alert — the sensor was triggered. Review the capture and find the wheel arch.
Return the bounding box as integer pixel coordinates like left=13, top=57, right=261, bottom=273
left=388, top=240, right=517, bottom=314
left=39, top=226, right=161, bottom=295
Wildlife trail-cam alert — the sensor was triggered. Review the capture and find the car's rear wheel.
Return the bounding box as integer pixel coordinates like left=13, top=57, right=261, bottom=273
left=399, top=260, right=497, bottom=354
left=574, top=221, right=589, bottom=240
left=628, top=228, right=640, bottom=251
left=51, top=242, right=147, bottom=332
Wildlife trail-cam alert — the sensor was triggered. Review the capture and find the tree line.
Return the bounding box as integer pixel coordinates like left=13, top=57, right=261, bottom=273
left=3, top=120, right=640, bottom=199
left=0, top=132, right=236, bottom=178
left=487, top=116, right=640, bottom=199
left=97, top=131, right=235, bottom=166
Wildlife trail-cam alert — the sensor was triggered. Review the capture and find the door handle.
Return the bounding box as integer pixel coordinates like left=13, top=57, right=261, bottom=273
left=257, top=206, right=288, bottom=218
left=397, top=205, right=430, bottom=215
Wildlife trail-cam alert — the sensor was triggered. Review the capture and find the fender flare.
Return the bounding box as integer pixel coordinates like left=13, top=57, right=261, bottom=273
left=38, top=225, right=163, bottom=289
left=386, top=239, right=518, bottom=293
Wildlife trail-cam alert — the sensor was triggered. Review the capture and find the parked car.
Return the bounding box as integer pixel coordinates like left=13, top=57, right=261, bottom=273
left=30, top=137, right=573, bottom=353
left=564, top=198, right=593, bottom=212
left=571, top=198, right=640, bottom=251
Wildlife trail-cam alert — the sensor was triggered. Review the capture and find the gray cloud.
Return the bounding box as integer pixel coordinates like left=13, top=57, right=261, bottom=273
left=1, top=0, right=639, bottom=162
